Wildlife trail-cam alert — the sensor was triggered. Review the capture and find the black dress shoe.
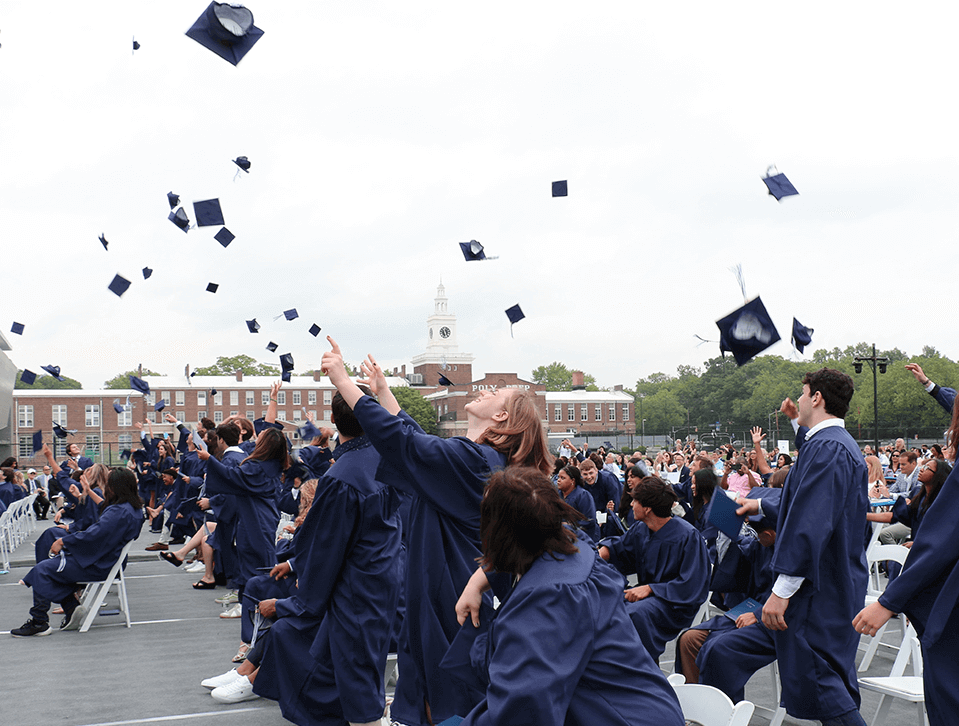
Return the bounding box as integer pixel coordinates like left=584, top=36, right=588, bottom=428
left=168, top=537, right=186, bottom=545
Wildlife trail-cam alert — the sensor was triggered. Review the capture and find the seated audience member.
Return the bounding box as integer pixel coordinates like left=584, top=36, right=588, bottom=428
left=12, top=468, right=143, bottom=637
left=451, top=467, right=685, bottom=726
left=556, top=464, right=600, bottom=542
left=600, top=477, right=710, bottom=659
left=864, top=455, right=887, bottom=499
left=749, top=427, right=773, bottom=484
left=721, top=456, right=760, bottom=497
left=881, top=450, right=919, bottom=499
left=26, top=468, right=51, bottom=520
left=0, top=467, right=24, bottom=507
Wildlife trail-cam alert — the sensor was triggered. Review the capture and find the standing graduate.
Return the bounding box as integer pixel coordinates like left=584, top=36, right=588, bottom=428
left=452, top=467, right=684, bottom=726
left=320, top=338, right=551, bottom=726
left=13, top=468, right=143, bottom=636
left=600, top=477, right=710, bottom=659
left=738, top=368, right=867, bottom=726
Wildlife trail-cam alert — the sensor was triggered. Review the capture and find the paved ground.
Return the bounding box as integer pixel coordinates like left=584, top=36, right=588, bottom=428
left=1, top=518, right=922, bottom=726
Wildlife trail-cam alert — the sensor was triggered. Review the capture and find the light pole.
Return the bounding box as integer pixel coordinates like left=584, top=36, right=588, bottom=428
left=854, top=344, right=888, bottom=453
left=638, top=394, right=645, bottom=447
left=642, top=419, right=646, bottom=448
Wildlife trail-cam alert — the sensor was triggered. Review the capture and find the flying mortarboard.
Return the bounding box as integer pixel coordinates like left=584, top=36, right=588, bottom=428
left=108, top=274, right=132, bottom=297
left=459, top=240, right=486, bottom=262
left=211, top=388, right=218, bottom=397
left=762, top=166, right=799, bottom=202
left=20, top=370, right=37, bottom=386
left=233, top=156, right=251, bottom=172
left=308, top=324, right=321, bottom=337
left=185, top=2, right=264, bottom=67
left=113, top=399, right=125, bottom=414
left=282, top=309, right=298, bottom=321
left=297, top=420, right=321, bottom=441
left=791, top=318, right=814, bottom=354
left=154, top=400, right=166, bottom=412
left=552, top=180, right=568, bottom=197
left=279, top=352, right=294, bottom=382
left=11, top=321, right=24, bottom=335
left=132, top=38, right=140, bottom=52
left=266, top=341, right=278, bottom=352
left=206, top=282, right=219, bottom=293
left=715, top=296, right=781, bottom=366
left=193, top=198, right=224, bottom=227
left=99, top=233, right=109, bottom=251
left=142, top=267, right=153, bottom=280
left=246, top=319, right=260, bottom=333
left=120, top=449, right=132, bottom=461
left=41, top=365, right=65, bottom=381
left=214, top=227, right=235, bottom=248
left=167, top=192, right=180, bottom=209
left=52, top=422, right=77, bottom=439
left=129, top=375, right=150, bottom=395
left=439, top=374, right=454, bottom=387
left=505, top=304, right=525, bottom=337
left=32, top=430, right=43, bottom=454
left=253, top=418, right=283, bottom=434
left=169, top=207, right=190, bottom=232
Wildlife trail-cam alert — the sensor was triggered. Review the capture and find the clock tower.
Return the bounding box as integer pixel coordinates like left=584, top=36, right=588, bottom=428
left=410, top=281, right=474, bottom=386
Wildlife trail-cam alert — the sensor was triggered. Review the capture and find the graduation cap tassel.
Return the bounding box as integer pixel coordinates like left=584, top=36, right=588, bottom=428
left=693, top=334, right=714, bottom=347
left=730, top=264, right=747, bottom=301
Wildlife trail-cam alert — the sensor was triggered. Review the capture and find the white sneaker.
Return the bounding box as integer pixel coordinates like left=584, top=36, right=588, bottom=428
left=201, top=668, right=241, bottom=689
left=219, top=603, right=242, bottom=618
left=185, top=562, right=206, bottom=573
left=211, top=675, right=259, bottom=703
left=215, top=590, right=239, bottom=605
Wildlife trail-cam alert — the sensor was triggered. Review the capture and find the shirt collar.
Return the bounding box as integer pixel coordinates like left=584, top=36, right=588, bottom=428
left=804, top=417, right=845, bottom=441
left=224, top=446, right=245, bottom=454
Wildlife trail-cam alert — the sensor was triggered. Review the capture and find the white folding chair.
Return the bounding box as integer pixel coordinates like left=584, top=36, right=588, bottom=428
left=0, top=508, right=12, bottom=572
left=748, top=661, right=787, bottom=726
left=75, top=540, right=136, bottom=633
left=667, top=674, right=755, bottom=726
left=859, top=636, right=927, bottom=726
left=860, top=544, right=911, bottom=671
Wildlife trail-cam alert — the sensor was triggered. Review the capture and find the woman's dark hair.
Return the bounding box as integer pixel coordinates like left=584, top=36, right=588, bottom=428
left=561, top=465, right=585, bottom=490
left=104, top=468, right=143, bottom=510
left=0, top=457, right=18, bottom=469
left=331, top=387, right=372, bottom=438
left=617, top=465, right=646, bottom=517
left=479, top=467, right=579, bottom=576
left=0, top=467, right=13, bottom=483
left=909, top=459, right=951, bottom=520
left=777, top=453, right=792, bottom=467
left=691, top=468, right=717, bottom=519
left=200, top=417, right=216, bottom=431
left=242, top=428, right=291, bottom=469
left=630, top=476, right=678, bottom=518
left=552, top=457, right=566, bottom=477
left=930, top=444, right=944, bottom=459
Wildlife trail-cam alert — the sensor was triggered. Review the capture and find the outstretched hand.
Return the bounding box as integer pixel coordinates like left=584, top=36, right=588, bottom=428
left=357, top=354, right=389, bottom=398
left=780, top=397, right=799, bottom=420
left=905, top=363, right=929, bottom=385
left=320, top=337, right=350, bottom=384
left=751, top=427, right=766, bottom=445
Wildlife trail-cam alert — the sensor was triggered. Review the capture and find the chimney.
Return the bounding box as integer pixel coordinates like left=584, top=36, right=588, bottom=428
left=235, top=370, right=243, bottom=382
left=614, top=384, right=623, bottom=392
left=401, top=364, right=407, bottom=377
left=571, top=371, right=585, bottom=391
left=313, top=370, right=322, bottom=382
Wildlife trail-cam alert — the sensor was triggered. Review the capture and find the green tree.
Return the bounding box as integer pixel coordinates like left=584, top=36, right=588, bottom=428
left=391, top=387, right=438, bottom=435
left=531, top=362, right=597, bottom=391
left=194, top=355, right=280, bottom=376
left=15, top=371, right=82, bottom=389
left=103, top=369, right=163, bottom=389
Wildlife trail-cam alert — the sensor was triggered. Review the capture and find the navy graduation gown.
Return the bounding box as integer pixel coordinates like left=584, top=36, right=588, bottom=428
left=0, top=480, right=24, bottom=506
left=605, top=516, right=710, bottom=658
left=351, top=395, right=505, bottom=726
left=879, top=463, right=959, bottom=726
left=564, top=485, right=600, bottom=542
left=297, top=445, right=334, bottom=480
left=204, top=456, right=280, bottom=590
left=461, top=543, right=684, bottom=726
left=770, top=425, right=867, bottom=721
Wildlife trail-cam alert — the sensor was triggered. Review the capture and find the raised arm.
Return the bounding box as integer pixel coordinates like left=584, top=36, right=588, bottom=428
left=358, top=354, right=401, bottom=416
left=41, top=444, right=62, bottom=476
left=751, top=427, right=772, bottom=475
left=266, top=381, right=281, bottom=424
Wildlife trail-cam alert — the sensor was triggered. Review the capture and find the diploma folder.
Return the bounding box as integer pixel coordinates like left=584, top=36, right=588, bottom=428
left=724, top=597, right=762, bottom=622
left=706, top=490, right=746, bottom=540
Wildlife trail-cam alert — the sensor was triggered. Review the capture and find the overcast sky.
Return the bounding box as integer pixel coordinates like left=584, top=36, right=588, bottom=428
left=3, top=1, right=957, bottom=391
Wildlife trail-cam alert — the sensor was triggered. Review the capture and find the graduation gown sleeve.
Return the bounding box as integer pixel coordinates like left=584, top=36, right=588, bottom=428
left=61, top=503, right=143, bottom=570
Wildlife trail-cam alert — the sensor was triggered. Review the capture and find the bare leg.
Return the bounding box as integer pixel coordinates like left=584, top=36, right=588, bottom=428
left=172, top=524, right=215, bottom=561
left=199, top=537, right=216, bottom=584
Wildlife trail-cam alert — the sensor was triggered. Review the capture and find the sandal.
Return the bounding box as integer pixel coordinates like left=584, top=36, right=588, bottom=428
left=160, top=551, right=183, bottom=568
left=192, top=580, right=216, bottom=589
left=232, top=643, right=251, bottom=663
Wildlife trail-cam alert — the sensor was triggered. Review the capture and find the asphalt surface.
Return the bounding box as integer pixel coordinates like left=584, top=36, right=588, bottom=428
left=1, top=519, right=922, bottom=726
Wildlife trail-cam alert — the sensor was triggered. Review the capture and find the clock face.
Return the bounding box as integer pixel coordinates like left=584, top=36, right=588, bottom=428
left=439, top=326, right=451, bottom=339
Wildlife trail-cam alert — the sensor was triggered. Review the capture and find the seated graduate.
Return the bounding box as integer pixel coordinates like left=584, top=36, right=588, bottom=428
left=681, top=467, right=719, bottom=557
left=599, top=476, right=710, bottom=660
left=13, top=468, right=144, bottom=637
left=320, top=338, right=553, bottom=726
left=450, top=466, right=685, bottom=726
left=0, top=466, right=25, bottom=507
left=609, top=464, right=645, bottom=529
left=675, top=490, right=781, bottom=693
left=555, top=464, right=600, bottom=542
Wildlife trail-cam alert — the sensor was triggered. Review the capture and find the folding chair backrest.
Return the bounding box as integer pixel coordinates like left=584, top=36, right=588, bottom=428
left=671, top=682, right=755, bottom=726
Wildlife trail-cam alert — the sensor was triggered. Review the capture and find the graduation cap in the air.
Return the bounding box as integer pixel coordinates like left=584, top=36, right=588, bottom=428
left=246, top=319, right=260, bottom=333
left=206, top=282, right=219, bottom=293
left=266, top=341, right=278, bottom=353
left=214, top=227, right=234, bottom=248
left=505, top=304, right=525, bottom=337
left=99, top=233, right=109, bottom=251
left=20, top=370, right=37, bottom=386
left=297, top=419, right=322, bottom=441
left=233, top=156, right=251, bottom=173
left=10, top=321, right=24, bottom=335
left=279, top=352, right=294, bottom=382
left=439, top=374, right=454, bottom=387
left=119, top=449, right=132, bottom=461
left=254, top=418, right=284, bottom=434
left=167, top=192, right=180, bottom=209
left=459, top=240, right=487, bottom=261
left=108, top=274, right=132, bottom=297
left=185, top=2, right=265, bottom=67
left=53, top=422, right=77, bottom=439
left=280, top=309, right=298, bottom=321
left=308, top=324, right=321, bottom=337
left=169, top=207, right=190, bottom=232
left=154, top=400, right=166, bottom=412
left=112, top=399, right=125, bottom=414
left=210, top=388, right=218, bottom=397
left=194, top=198, right=224, bottom=227
left=791, top=318, right=814, bottom=354
left=32, top=430, right=43, bottom=454
left=132, top=38, right=140, bottom=52
left=129, top=375, right=150, bottom=395
left=552, top=180, right=568, bottom=197
left=142, top=267, right=153, bottom=280
left=41, top=365, right=65, bottom=382
left=715, top=296, right=781, bottom=366
left=762, top=166, right=799, bottom=201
